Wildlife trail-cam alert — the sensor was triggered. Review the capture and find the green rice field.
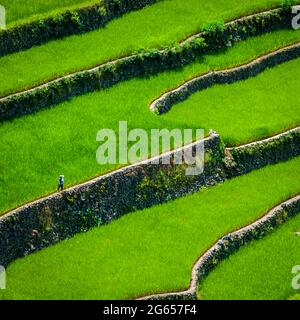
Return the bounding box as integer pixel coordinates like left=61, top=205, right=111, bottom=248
left=1, top=0, right=299, bottom=302
left=0, top=0, right=297, bottom=96
left=198, top=210, right=300, bottom=300
left=1, top=0, right=99, bottom=26
left=0, top=157, right=299, bottom=299
left=1, top=30, right=300, bottom=215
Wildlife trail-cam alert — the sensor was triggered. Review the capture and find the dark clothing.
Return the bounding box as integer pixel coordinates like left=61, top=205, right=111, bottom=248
left=58, top=176, right=64, bottom=191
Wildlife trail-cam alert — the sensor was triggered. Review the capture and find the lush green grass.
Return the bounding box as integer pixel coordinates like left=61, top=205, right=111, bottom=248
left=0, top=157, right=299, bottom=300
left=0, top=30, right=300, bottom=215
left=198, top=211, right=300, bottom=300
left=163, top=54, right=300, bottom=145
left=1, top=0, right=99, bottom=26
left=0, top=0, right=294, bottom=96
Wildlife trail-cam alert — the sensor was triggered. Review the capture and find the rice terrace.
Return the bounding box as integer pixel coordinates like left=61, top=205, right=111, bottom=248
left=0, top=0, right=300, bottom=305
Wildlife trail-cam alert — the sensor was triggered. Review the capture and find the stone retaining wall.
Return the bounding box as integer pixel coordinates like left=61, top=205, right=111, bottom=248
left=0, top=0, right=161, bottom=57
left=0, top=133, right=225, bottom=267
left=0, top=7, right=291, bottom=122
left=139, top=195, right=300, bottom=300
left=226, top=127, right=300, bottom=176
left=151, top=42, right=300, bottom=114
left=1, top=127, right=299, bottom=267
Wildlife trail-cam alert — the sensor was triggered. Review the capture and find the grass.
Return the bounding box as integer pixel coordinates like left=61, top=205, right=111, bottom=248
left=0, top=29, right=300, bottom=215
left=0, top=0, right=296, bottom=96
left=198, top=210, right=300, bottom=300
left=1, top=0, right=99, bottom=26
left=0, top=157, right=299, bottom=300
left=162, top=54, right=300, bottom=145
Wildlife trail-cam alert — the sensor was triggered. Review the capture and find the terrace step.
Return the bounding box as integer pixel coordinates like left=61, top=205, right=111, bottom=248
left=138, top=194, right=300, bottom=300
left=0, top=7, right=292, bottom=122
left=0, top=126, right=299, bottom=267
left=150, top=42, right=300, bottom=114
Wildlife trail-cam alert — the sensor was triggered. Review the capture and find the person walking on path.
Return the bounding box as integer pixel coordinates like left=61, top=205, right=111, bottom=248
left=57, top=175, right=64, bottom=191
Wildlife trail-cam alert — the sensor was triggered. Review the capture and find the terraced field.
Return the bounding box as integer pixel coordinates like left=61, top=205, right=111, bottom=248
left=2, top=0, right=98, bottom=26
left=0, top=0, right=299, bottom=301
left=198, top=210, right=300, bottom=300
left=1, top=30, right=300, bottom=215
left=1, top=0, right=299, bottom=96
left=1, top=157, right=299, bottom=300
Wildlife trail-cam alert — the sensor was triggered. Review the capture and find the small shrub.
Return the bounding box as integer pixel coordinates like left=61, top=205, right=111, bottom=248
left=281, top=0, right=294, bottom=11
left=203, top=21, right=225, bottom=33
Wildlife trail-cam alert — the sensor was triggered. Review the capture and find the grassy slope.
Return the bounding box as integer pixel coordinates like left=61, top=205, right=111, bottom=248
left=0, top=0, right=293, bottom=96
left=163, top=54, right=300, bottom=146
left=0, top=157, right=299, bottom=300
left=198, top=212, right=300, bottom=300
left=0, top=30, right=300, bottom=215
left=1, top=0, right=98, bottom=26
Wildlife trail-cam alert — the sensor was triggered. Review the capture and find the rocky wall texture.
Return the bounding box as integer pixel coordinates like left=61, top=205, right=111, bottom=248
left=1, top=126, right=299, bottom=267
left=0, top=133, right=225, bottom=267
left=139, top=195, right=300, bottom=300
left=0, top=7, right=292, bottom=122
left=151, top=43, right=300, bottom=114
left=226, top=127, right=300, bottom=176
left=0, top=0, right=161, bottom=57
